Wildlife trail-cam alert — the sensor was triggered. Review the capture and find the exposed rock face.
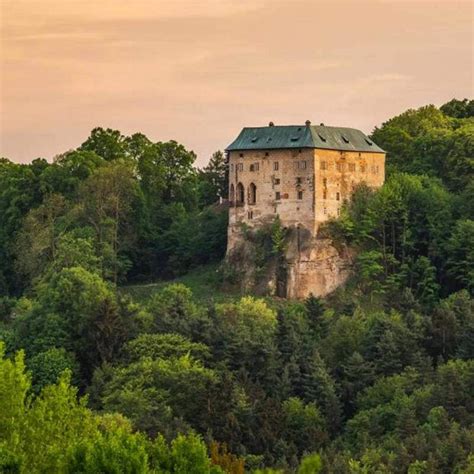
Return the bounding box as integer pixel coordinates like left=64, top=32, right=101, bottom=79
left=225, top=224, right=353, bottom=299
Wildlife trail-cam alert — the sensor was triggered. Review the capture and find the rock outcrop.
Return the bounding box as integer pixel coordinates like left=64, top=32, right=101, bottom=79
left=225, top=223, right=353, bottom=298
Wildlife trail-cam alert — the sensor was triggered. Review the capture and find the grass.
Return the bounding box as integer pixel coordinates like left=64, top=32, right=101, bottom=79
left=120, top=263, right=240, bottom=304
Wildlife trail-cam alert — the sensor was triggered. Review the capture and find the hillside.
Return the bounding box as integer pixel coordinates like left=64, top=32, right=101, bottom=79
left=0, top=99, right=473, bottom=473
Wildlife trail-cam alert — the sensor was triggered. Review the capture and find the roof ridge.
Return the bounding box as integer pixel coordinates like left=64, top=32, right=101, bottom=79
left=226, top=124, right=385, bottom=153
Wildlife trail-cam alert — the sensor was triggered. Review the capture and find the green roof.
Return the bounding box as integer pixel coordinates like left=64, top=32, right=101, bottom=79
left=226, top=124, right=385, bottom=153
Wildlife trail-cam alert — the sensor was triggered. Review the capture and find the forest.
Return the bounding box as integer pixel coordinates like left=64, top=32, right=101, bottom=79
left=0, top=98, right=473, bottom=473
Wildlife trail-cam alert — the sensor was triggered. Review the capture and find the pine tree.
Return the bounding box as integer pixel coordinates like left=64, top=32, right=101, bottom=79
left=340, top=352, right=375, bottom=416
left=301, top=351, right=342, bottom=435
left=304, top=294, right=326, bottom=337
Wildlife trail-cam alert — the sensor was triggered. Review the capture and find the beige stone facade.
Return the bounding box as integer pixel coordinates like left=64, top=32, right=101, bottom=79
left=227, top=147, right=385, bottom=249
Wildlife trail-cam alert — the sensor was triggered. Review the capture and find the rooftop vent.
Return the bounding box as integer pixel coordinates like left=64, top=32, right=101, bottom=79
left=305, top=120, right=311, bottom=126
left=318, top=133, right=327, bottom=142
left=269, top=121, right=275, bottom=127
left=365, top=138, right=373, bottom=146
left=251, top=137, right=258, bottom=142
left=291, top=136, right=300, bottom=142
left=267, top=137, right=272, bottom=142
left=341, top=135, right=350, bottom=144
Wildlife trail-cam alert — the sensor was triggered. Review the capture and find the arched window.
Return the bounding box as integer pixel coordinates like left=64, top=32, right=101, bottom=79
left=248, top=182, right=257, bottom=205
left=229, top=183, right=235, bottom=204
left=236, top=182, right=245, bottom=205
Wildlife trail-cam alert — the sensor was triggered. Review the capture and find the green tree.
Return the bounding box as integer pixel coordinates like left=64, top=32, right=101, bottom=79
left=147, top=284, right=210, bottom=341
left=301, top=351, right=342, bottom=435
left=14, top=193, right=69, bottom=286
left=440, top=98, right=474, bottom=118
left=445, top=220, right=474, bottom=293
left=77, top=161, right=143, bottom=282
left=80, top=127, right=128, bottom=162
left=198, top=150, right=229, bottom=206
left=66, top=425, right=149, bottom=474
left=27, top=347, right=78, bottom=394
left=99, top=354, right=217, bottom=436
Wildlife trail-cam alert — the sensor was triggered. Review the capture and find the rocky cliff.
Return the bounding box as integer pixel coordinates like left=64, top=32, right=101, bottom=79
left=225, top=222, right=353, bottom=298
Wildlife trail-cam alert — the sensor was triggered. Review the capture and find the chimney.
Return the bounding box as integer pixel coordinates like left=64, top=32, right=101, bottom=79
left=269, top=121, right=275, bottom=127
left=305, top=120, right=311, bottom=126
left=320, top=123, right=325, bottom=126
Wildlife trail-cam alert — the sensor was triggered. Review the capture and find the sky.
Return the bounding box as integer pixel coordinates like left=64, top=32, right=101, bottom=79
left=1, top=0, right=473, bottom=166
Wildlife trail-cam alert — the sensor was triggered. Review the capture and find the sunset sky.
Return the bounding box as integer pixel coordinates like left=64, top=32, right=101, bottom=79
left=1, top=0, right=473, bottom=166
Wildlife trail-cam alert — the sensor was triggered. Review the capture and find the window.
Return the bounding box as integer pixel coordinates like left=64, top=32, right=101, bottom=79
left=248, top=211, right=253, bottom=219
left=274, top=178, right=280, bottom=185
left=237, top=163, right=243, bottom=172
left=250, top=162, right=259, bottom=172
left=349, top=163, right=356, bottom=172
left=299, top=161, right=307, bottom=170
left=265, top=152, right=269, bottom=157
left=230, top=163, right=234, bottom=172
left=323, top=207, right=327, bottom=215
left=236, top=182, right=245, bottom=204
left=274, top=161, right=279, bottom=171
left=229, top=184, right=235, bottom=203
left=323, top=190, right=327, bottom=199
left=336, top=163, right=344, bottom=172
left=320, top=161, right=327, bottom=170
left=336, top=192, right=340, bottom=201
left=323, top=178, right=327, bottom=187
left=248, top=183, right=257, bottom=205
left=296, top=177, right=302, bottom=184
left=239, top=153, right=244, bottom=158
left=360, top=164, right=366, bottom=173
left=275, top=191, right=281, bottom=200
left=298, top=191, right=303, bottom=200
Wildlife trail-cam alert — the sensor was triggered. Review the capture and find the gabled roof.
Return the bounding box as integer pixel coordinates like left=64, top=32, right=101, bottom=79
left=226, top=124, right=385, bottom=153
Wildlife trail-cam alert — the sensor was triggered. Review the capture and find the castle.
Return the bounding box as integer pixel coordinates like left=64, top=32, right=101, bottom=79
left=225, top=121, right=386, bottom=298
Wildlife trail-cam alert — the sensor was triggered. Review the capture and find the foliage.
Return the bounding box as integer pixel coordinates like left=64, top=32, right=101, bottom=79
left=0, top=102, right=473, bottom=472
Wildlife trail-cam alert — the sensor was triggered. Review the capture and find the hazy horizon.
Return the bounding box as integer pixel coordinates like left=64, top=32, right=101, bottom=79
left=1, top=0, right=473, bottom=166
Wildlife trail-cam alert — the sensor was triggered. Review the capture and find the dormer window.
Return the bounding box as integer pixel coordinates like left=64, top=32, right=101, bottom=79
left=341, top=135, right=350, bottom=144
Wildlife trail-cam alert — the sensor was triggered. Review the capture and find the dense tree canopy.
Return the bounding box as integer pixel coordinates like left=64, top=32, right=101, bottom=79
left=0, top=100, right=472, bottom=472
